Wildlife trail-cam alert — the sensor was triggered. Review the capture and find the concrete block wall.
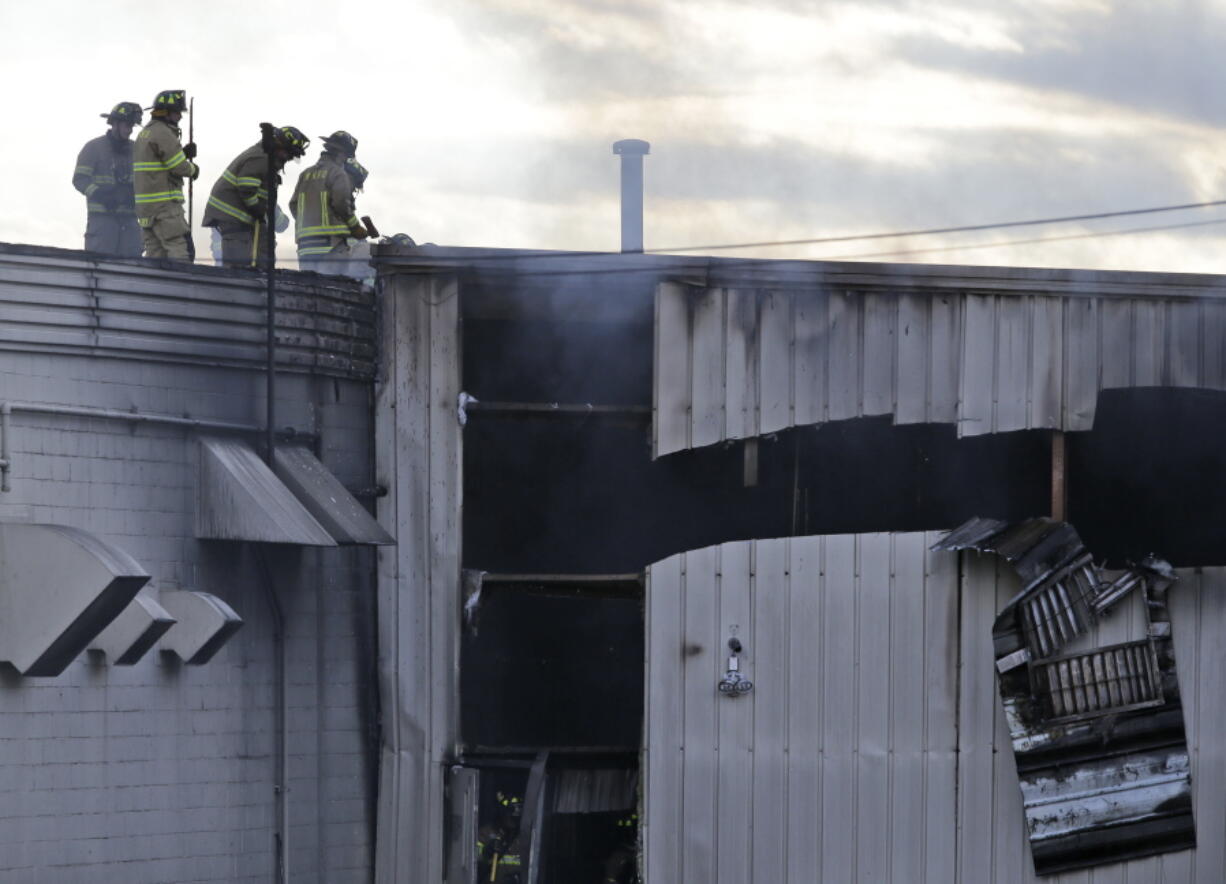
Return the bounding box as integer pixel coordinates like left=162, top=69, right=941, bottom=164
left=0, top=350, right=377, bottom=883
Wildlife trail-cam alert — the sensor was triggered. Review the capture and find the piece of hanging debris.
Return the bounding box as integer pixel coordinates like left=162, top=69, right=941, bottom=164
left=934, top=517, right=1195, bottom=876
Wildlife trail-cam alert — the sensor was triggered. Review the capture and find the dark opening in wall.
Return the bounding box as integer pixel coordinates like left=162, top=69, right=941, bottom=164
left=463, top=414, right=1053, bottom=575
left=1070, top=388, right=1226, bottom=567
left=463, top=318, right=653, bottom=405
left=461, top=582, right=643, bottom=750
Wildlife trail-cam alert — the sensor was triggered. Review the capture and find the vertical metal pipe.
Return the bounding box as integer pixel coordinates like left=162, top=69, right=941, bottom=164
left=1051, top=430, right=1066, bottom=520
left=612, top=139, right=650, bottom=253
left=1, top=402, right=10, bottom=493
left=256, top=125, right=288, bottom=884
left=259, top=123, right=279, bottom=469
left=257, top=548, right=289, bottom=884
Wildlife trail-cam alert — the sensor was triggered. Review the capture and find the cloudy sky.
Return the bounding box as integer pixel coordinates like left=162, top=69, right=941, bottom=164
left=6, top=0, right=1226, bottom=272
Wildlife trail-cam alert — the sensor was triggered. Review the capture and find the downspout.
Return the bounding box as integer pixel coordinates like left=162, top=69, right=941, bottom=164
left=257, top=123, right=288, bottom=884
left=257, top=548, right=290, bottom=884
left=1, top=402, right=10, bottom=492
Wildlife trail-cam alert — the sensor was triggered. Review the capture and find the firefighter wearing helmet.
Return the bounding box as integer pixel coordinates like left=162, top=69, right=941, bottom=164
left=133, top=89, right=199, bottom=261
left=72, top=101, right=143, bottom=257
left=202, top=126, right=309, bottom=268
left=476, top=791, right=524, bottom=883
left=290, top=130, right=370, bottom=274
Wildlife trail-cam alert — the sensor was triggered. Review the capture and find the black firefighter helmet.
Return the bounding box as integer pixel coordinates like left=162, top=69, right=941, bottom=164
left=148, top=89, right=188, bottom=114
left=101, top=101, right=142, bottom=125
left=320, top=130, right=359, bottom=158
left=276, top=126, right=310, bottom=159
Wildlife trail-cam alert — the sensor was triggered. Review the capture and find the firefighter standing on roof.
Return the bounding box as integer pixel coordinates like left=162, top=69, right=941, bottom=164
left=290, top=130, right=368, bottom=273
left=203, top=127, right=309, bottom=269
left=133, top=90, right=198, bottom=262
left=73, top=102, right=143, bottom=257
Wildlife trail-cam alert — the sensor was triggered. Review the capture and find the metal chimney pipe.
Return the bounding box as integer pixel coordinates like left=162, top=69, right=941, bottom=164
left=613, top=139, right=650, bottom=253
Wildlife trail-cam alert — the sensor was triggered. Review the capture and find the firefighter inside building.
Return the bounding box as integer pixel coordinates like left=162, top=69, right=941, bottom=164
left=133, top=89, right=199, bottom=262
left=290, top=130, right=371, bottom=273
left=73, top=101, right=143, bottom=258
left=477, top=791, right=525, bottom=883
left=601, top=812, right=639, bottom=884
left=202, top=126, right=309, bottom=269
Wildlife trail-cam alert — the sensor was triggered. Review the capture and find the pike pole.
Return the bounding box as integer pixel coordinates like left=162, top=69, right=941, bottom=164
left=186, top=97, right=196, bottom=261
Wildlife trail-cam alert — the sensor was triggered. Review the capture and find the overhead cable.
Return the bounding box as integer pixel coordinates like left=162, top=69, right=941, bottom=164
left=827, top=216, right=1226, bottom=261
left=649, top=199, right=1226, bottom=255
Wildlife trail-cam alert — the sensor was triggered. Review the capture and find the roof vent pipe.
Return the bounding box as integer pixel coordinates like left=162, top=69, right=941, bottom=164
left=613, top=139, right=650, bottom=253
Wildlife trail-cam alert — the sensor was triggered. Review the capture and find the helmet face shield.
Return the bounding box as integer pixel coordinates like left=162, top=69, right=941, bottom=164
left=343, top=157, right=369, bottom=191
left=277, top=126, right=310, bottom=159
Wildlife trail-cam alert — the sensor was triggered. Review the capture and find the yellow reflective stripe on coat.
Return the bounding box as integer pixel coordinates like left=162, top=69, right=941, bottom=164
left=134, top=190, right=185, bottom=203
left=207, top=194, right=255, bottom=225
left=296, top=225, right=350, bottom=236
left=75, top=165, right=93, bottom=175
left=297, top=245, right=336, bottom=256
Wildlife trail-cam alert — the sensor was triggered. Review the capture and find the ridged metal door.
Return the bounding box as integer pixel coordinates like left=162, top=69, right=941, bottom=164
left=646, top=535, right=1226, bottom=882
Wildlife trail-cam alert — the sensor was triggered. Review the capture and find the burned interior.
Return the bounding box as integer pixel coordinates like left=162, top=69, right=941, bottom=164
left=937, top=517, right=1194, bottom=875
left=380, top=250, right=1226, bottom=882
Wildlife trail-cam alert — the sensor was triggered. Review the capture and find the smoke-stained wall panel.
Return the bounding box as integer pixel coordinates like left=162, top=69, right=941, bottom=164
left=955, top=555, right=1225, bottom=883
left=375, top=272, right=462, bottom=884
left=654, top=281, right=1226, bottom=457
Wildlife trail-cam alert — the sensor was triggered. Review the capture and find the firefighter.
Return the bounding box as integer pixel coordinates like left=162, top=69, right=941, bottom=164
left=73, top=101, right=143, bottom=257
left=133, top=89, right=198, bottom=262
left=290, top=130, right=368, bottom=273
left=202, top=127, right=309, bottom=268
left=602, top=811, right=639, bottom=884
left=476, top=791, right=524, bottom=883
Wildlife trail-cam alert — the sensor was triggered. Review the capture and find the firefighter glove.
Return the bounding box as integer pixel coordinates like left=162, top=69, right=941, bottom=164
left=351, top=224, right=369, bottom=239
left=183, top=142, right=198, bottom=159
left=94, top=185, right=118, bottom=210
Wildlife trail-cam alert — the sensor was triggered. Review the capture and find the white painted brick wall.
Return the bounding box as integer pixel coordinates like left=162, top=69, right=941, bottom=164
left=0, top=350, right=377, bottom=883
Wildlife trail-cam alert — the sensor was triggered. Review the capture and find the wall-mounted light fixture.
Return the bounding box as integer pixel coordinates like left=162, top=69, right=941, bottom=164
left=717, top=636, right=753, bottom=697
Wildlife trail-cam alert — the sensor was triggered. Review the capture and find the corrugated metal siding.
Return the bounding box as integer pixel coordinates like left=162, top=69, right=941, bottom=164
left=645, top=533, right=960, bottom=883
left=653, top=282, right=1226, bottom=456
left=0, top=245, right=375, bottom=378
left=646, top=536, right=1226, bottom=882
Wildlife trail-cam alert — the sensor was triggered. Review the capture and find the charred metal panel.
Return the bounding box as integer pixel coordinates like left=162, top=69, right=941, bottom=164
left=936, top=518, right=1195, bottom=876
left=653, top=281, right=1226, bottom=457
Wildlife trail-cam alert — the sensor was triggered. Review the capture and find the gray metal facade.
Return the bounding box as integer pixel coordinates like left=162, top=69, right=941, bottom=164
left=653, top=269, right=1226, bottom=456
left=645, top=534, right=1226, bottom=883
left=374, top=269, right=462, bottom=884
left=0, top=245, right=380, bottom=883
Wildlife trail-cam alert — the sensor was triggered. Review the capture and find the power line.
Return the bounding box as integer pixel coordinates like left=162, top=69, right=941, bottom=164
left=415, top=197, right=1226, bottom=267
left=648, top=199, right=1226, bottom=255
left=826, top=216, right=1226, bottom=261
left=477, top=213, right=1226, bottom=280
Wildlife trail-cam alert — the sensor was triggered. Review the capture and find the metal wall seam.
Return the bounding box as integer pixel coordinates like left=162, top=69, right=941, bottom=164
left=645, top=533, right=961, bottom=883
left=653, top=284, right=1226, bottom=458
